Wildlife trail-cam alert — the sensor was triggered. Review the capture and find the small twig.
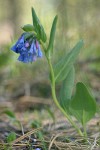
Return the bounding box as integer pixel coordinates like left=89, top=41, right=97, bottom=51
left=11, top=127, right=42, bottom=145
left=48, top=133, right=63, bottom=150
left=54, top=141, right=73, bottom=150
left=90, top=135, right=98, bottom=150
left=19, top=122, right=24, bottom=135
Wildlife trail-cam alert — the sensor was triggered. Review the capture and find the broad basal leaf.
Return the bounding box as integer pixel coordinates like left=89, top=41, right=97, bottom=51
left=69, top=82, right=96, bottom=125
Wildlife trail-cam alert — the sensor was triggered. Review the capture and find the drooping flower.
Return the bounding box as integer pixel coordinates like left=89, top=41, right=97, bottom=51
left=11, top=34, right=24, bottom=53
left=11, top=33, right=43, bottom=63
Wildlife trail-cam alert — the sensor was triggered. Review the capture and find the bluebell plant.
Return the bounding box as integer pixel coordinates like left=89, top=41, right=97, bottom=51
left=11, top=7, right=97, bottom=138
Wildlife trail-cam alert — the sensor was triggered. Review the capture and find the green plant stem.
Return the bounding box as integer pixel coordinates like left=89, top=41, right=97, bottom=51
left=83, top=124, right=87, bottom=139
left=40, top=40, right=46, bottom=51
left=47, top=58, right=84, bottom=137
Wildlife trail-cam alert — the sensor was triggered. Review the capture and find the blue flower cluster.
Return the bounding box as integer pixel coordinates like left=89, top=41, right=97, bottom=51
left=11, top=33, right=43, bottom=63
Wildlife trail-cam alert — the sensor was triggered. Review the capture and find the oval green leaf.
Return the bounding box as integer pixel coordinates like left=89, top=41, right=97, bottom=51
left=47, top=15, right=58, bottom=58
left=31, top=7, right=47, bottom=42
left=59, top=66, right=75, bottom=113
left=69, top=82, right=96, bottom=125
left=22, top=24, right=34, bottom=32
left=54, top=40, right=83, bottom=83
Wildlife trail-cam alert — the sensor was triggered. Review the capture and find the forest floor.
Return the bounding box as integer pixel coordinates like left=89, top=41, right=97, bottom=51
left=0, top=95, right=100, bottom=150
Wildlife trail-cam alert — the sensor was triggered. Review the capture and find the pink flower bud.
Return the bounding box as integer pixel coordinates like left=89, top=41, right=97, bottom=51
left=36, top=40, right=39, bottom=49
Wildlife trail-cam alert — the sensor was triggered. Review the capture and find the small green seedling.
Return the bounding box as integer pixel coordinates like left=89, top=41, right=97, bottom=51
left=5, top=132, right=16, bottom=150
